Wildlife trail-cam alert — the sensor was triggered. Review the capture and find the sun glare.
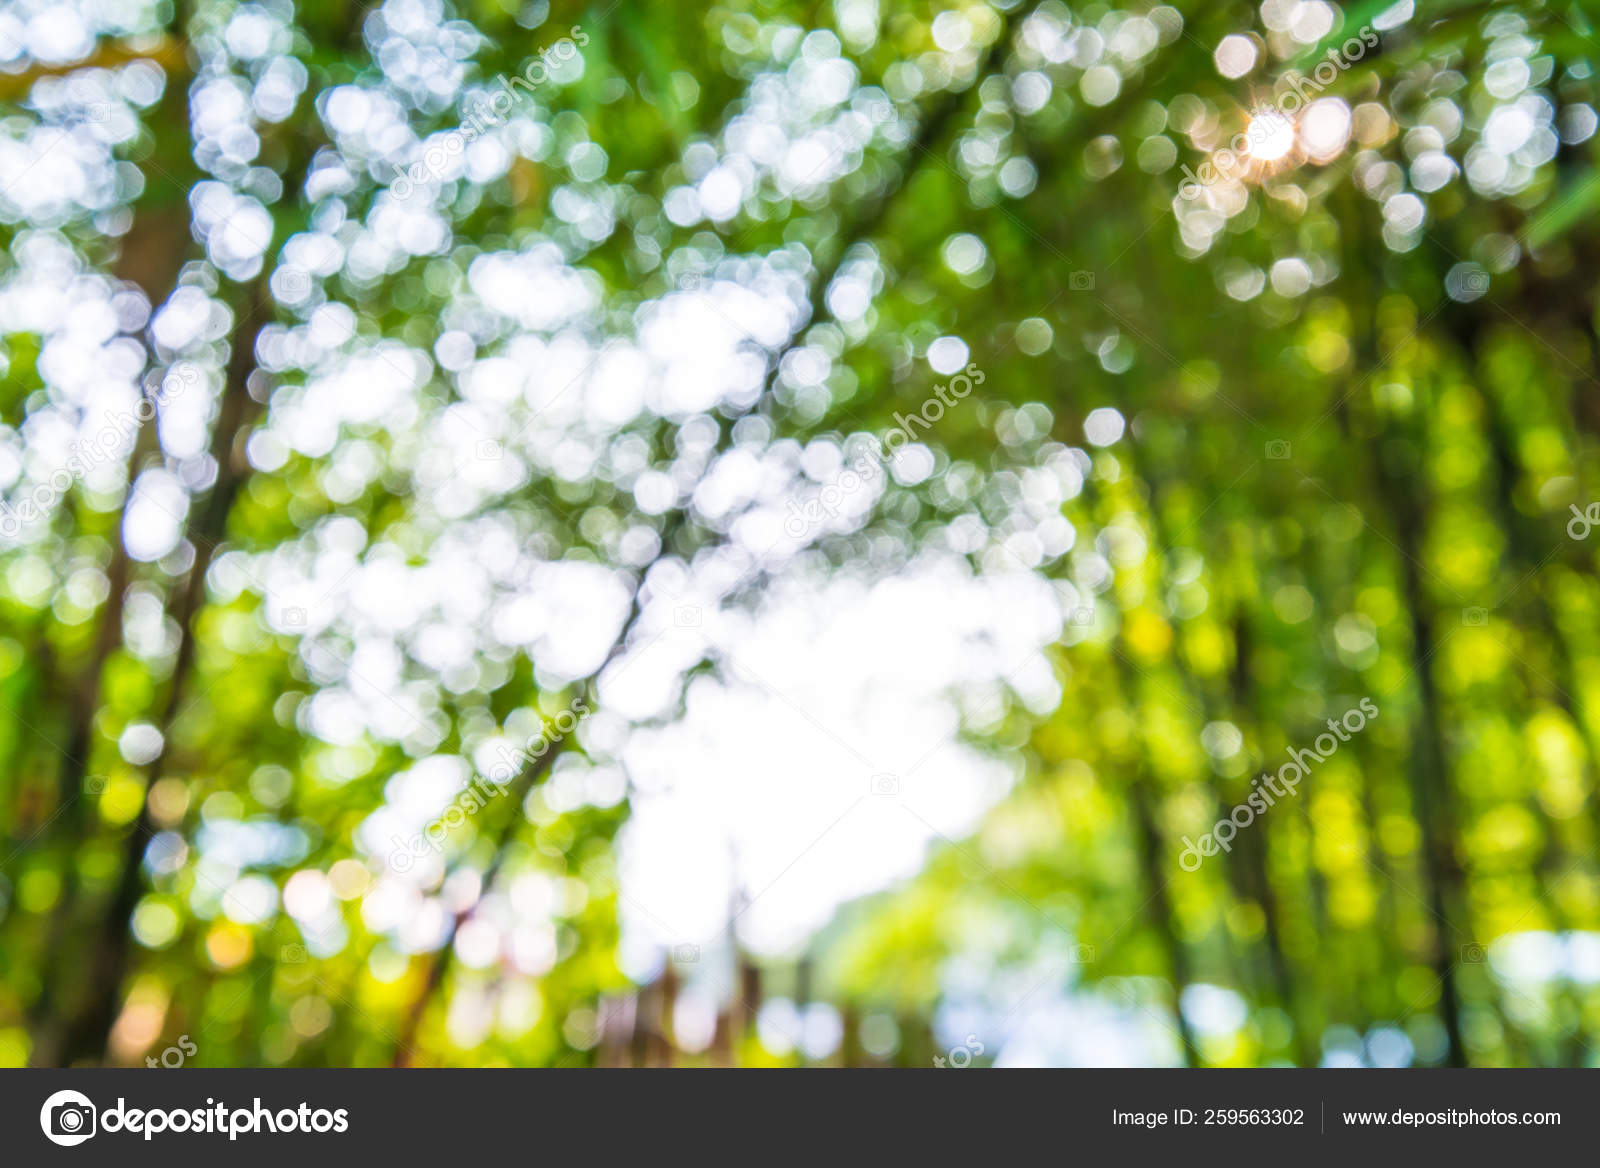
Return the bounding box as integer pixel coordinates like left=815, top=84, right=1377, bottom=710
left=1246, top=110, right=1296, bottom=162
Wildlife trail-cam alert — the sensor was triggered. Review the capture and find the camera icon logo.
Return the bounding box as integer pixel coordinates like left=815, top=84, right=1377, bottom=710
left=674, top=605, right=701, bottom=628
left=40, top=1089, right=97, bottom=1146
left=1265, top=439, right=1291, bottom=459
left=476, top=440, right=503, bottom=461
left=1462, top=607, right=1488, bottom=627
left=672, top=943, right=700, bottom=964
left=1460, top=942, right=1486, bottom=963
left=1069, top=270, right=1095, bottom=291
left=871, top=773, right=901, bottom=796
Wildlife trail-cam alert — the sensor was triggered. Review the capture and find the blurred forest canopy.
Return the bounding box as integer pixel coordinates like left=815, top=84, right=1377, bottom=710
left=3, top=0, right=1600, bottom=1068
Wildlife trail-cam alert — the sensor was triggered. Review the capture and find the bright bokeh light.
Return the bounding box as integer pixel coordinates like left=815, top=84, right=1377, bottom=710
left=1214, top=34, right=1257, bottom=79
left=1299, top=98, right=1353, bottom=163
left=1246, top=110, right=1296, bottom=162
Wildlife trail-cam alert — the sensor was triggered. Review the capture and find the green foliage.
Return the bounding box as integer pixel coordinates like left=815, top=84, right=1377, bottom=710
left=3, top=0, right=1600, bottom=1068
